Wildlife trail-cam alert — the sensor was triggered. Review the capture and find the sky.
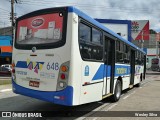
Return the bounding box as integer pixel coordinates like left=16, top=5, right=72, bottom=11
left=0, top=0, right=160, bottom=32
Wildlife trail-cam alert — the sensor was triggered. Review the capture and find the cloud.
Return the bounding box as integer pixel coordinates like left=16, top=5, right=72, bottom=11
left=1, top=0, right=160, bottom=32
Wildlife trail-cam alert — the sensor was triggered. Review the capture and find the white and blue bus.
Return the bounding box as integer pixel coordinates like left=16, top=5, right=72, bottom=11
left=12, top=6, right=146, bottom=106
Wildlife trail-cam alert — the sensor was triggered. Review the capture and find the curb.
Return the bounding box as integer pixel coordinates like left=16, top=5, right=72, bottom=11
left=0, top=77, right=11, bottom=85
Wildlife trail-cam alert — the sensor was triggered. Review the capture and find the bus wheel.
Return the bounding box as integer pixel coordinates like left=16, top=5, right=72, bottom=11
left=111, top=80, right=122, bottom=102
left=135, top=82, right=141, bottom=87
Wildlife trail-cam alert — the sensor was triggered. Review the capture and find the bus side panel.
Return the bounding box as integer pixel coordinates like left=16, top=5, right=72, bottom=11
left=134, top=65, right=143, bottom=85
left=12, top=80, right=73, bottom=106
left=80, top=62, right=103, bottom=104
left=122, top=77, right=130, bottom=90
left=159, top=58, right=160, bottom=68
left=12, top=11, right=73, bottom=106
left=69, top=13, right=103, bottom=105
left=68, top=13, right=82, bottom=105
left=114, top=64, right=130, bottom=90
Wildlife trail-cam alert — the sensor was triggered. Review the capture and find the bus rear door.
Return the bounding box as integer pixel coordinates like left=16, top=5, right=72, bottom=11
left=103, top=35, right=115, bottom=96
left=130, top=49, right=135, bottom=87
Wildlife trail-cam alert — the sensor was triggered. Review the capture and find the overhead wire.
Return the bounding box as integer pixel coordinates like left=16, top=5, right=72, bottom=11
left=16, top=0, right=159, bottom=17
left=1, top=0, right=160, bottom=28
left=0, top=8, right=10, bottom=13
left=20, top=0, right=155, bottom=12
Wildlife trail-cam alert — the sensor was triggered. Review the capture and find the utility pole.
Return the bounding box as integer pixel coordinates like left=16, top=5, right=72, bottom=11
left=11, top=0, right=17, bottom=44
left=138, top=30, right=144, bottom=50
left=11, top=0, right=14, bottom=27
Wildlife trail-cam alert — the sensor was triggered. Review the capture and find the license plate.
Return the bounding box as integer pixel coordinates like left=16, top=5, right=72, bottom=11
left=29, top=81, right=40, bottom=87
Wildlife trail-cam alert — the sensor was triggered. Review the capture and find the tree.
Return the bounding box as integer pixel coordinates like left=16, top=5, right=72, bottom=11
left=150, top=29, right=157, bottom=34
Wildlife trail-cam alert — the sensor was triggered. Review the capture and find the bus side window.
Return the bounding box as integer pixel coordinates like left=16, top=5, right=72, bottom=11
left=79, top=22, right=91, bottom=42
left=79, top=21, right=103, bottom=61
left=141, top=53, right=145, bottom=65
left=116, top=41, right=124, bottom=63
left=124, top=45, right=130, bottom=64
left=135, top=51, right=138, bottom=65
left=108, top=42, right=112, bottom=65
left=146, top=58, right=149, bottom=63
left=81, top=49, right=91, bottom=59
left=135, top=51, right=143, bottom=65
left=91, top=27, right=103, bottom=61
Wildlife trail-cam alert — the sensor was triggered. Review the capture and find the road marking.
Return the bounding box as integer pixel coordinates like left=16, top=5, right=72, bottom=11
left=92, top=118, right=98, bottom=120
left=93, top=103, right=110, bottom=111
left=105, top=103, right=118, bottom=111
left=76, top=74, right=155, bottom=120
left=0, top=89, right=12, bottom=92
left=143, top=84, right=147, bottom=87
left=123, top=95, right=130, bottom=99
left=131, top=91, right=136, bottom=94
left=121, top=94, right=124, bottom=97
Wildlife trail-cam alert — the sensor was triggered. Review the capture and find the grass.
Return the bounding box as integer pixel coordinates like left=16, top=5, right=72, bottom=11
left=0, top=79, right=11, bottom=85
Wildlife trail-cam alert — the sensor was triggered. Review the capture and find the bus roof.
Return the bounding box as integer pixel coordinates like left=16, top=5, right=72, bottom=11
left=68, top=6, right=146, bottom=54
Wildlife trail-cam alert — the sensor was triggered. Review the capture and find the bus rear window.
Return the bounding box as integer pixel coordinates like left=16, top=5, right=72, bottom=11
left=16, top=12, right=65, bottom=47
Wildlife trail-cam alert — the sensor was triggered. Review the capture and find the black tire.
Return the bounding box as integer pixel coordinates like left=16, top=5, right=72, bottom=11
left=111, top=80, right=122, bottom=102
left=135, top=82, right=141, bottom=87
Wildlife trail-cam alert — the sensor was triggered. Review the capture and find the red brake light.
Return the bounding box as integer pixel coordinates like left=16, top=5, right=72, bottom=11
left=12, top=69, right=15, bottom=73
left=61, top=73, right=66, bottom=80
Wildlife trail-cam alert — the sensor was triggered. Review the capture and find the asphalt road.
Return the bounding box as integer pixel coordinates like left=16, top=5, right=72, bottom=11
left=0, top=70, right=160, bottom=120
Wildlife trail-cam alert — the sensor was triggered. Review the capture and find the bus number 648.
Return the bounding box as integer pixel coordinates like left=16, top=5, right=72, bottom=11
left=47, top=62, right=59, bottom=70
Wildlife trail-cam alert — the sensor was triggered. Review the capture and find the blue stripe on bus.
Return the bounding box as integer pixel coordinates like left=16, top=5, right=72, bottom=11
left=16, top=61, right=28, bottom=68
left=12, top=80, right=73, bottom=106
left=115, top=65, right=130, bottom=76
left=16, top=61, right=45, bottom=69
left=92, top=64, right=130, bottom=80
left=92, top=64, right=106, bottom=80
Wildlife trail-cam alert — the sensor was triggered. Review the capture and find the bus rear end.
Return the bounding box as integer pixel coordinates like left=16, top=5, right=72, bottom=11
left=12, top=7, right=74, bottom=106
left=151, top=58, right=160, bottom=71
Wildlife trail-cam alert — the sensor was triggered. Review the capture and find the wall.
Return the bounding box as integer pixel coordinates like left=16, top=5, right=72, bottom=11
left=0, top=35, right=12, bottom=65
left=95, top=19, right=132, bottom=42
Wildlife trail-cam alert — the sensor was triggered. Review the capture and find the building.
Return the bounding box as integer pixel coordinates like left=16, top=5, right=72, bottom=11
left=0, top=27, right=12, bottom=65
left=131, top=20, right=150, bottom=50
left=146, top=32, right=160, bottom=69
left=96, top=19, right=157, bottom=69
left=0, top=26, right=12, bottom=36
left=95, top=19, right=132, bottom=42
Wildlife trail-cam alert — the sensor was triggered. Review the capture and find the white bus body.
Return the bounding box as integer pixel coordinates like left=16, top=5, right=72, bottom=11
left=12, top=6, right=146, bottom=106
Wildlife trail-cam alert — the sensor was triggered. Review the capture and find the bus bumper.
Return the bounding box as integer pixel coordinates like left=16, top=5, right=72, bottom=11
left=12, top=80, right=73, bottom=106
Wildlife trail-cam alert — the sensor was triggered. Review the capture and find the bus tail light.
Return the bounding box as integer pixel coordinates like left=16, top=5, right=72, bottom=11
left=59, top=81, right=66, bottom=88
left=60, top=73, right=66, bottom=80
left=12, top=63, right=15, bottom=72
left=12, top=63, right=15, bottom=68
left=61, top=65, right=68, bottom=72
left=56, top=61, right=70, bottom=91
left=12, top=69, right=15, bottom=74
left=12, top=61, right=16, bottom=82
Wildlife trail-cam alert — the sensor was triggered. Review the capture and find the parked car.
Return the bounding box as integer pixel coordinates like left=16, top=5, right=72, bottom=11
left=151, top=58, right=160, bottom=71
left=0, top=66, right=11, bottom=76
left=1, top=64, right=12, bottom=71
